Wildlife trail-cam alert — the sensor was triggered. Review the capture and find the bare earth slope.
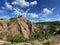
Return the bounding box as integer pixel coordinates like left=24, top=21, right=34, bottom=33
left=0, top=17, right=38, bottom=41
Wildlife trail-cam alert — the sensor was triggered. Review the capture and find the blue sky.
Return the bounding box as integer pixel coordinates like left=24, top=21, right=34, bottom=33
left=0, top=0, right=60, bottom=22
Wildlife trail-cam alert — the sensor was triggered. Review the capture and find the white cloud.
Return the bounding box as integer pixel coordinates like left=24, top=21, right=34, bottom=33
left=30, top=1, right=37, bottom=6
left=12, top=8, right=21, bottom=16
left=40, top=18, right=55, bottom=22
left=41, top=8, right=52, bottom=16
left=12, top=0, right=29, bottom=7
left=38, top=8, right=56, bottom=22
left=40, top=8, right=55, bottom=17
left=12, top=7, right=31, bottom=17
left=5, top=1, right=13, bottom=10
left=12, top=7, right=39, bottom=18
left=12, top=10, right=20, bottom=15
left=51, top=8, right=55, bottom=11
left=25, top=8, right=30, bottom=13
left=28, top=13, right=38, bottom=18
left=12, top=0, right=37, bottom=7
left=12, top=8, right=27, bottom=17
left=30, top=20, right=39, bottom=22
left=41, top=18, right=52, bottom=21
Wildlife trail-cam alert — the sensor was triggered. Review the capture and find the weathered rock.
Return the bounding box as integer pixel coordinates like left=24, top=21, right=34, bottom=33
left=0, top=17, right=38, bottom=41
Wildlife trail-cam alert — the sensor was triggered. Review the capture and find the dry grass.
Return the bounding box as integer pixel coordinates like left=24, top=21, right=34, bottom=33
left=1, top=43, right=11, bottom=45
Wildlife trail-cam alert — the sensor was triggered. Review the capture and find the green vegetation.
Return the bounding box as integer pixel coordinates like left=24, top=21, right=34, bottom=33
left=9, top=21, right=60, bottom=44
left=36, top=21, right=60, bottom=27
left=9, top=34, right=25, bottom=43
left=43, top=39, right=56, bottom=45
left=36, top=21, right=60, bottom=35
left=29, top=30, right=41, bottom=40
left=29, top=21, right=60, bottom=41
left=46, top=24, right=56, bottom=34
left=29, top=29, right=51, bottom=41
left=18, top=15, right=23, bottom=18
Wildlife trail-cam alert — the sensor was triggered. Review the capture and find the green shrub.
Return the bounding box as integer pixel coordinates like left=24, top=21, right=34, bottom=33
left=29, top=30, right=44, bottom=40
left=18, top=15, right=23, bottom=18
left=47, top=24, right=56, bottom=34
left=29, top=24, right=56, bottom=41
left=9, top=34, right=25, bottom=43
left=43, top=24, right=56, bottom=39
left=29, top=32, right=36, bottom=40
left=29, top=29, right=52, bottom=41
left=44, top=29, right=51, bottom=39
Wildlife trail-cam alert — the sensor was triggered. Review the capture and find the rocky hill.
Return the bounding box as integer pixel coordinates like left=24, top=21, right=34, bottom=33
left=0, top=16, right=39, bottom=41
left=0, top=17, right=60, bottom=45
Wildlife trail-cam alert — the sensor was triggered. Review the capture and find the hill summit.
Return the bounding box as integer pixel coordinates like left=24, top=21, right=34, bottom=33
left=0, top=16, right=38, bottom=41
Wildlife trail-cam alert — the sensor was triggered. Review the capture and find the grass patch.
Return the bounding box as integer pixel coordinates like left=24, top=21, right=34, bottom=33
left=43, top=38, right=56, bottom=45
left=9, top=34, right=25, bottom=44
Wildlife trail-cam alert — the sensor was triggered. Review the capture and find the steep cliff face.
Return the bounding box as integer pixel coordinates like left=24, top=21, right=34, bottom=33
left=0, top=17, right=38, bottom=41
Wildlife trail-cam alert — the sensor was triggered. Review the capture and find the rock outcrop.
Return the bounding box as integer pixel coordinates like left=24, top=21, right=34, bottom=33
left=0, top=17, right=38, bottom=41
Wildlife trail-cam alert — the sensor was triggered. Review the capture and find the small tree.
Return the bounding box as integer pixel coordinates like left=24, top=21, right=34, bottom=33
left=18, top=15, right=23, bottom=18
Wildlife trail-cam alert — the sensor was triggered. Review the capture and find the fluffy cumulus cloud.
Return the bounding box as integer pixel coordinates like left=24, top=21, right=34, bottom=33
left=5, top=1, right=13, bottom=10
left=42, top=8, right=52, bottom=15
left=28, top=13, right=38, bottom=18
left=2, top=0, right=38, bottom=18
left=39, top=8, right=56, bottom=22
left=12, top=0, right=37, bottom=7
left=12, top=8, right=39, bottom=18
left=40, top=8, right=55, bottom=16
left=1, top=0, right=57, bottom=22
left=12, top=0, right=29, bottom=7
left=30, top=1, right=37, bottom=6
left=12, top=8, right=30, bottom=17
left=27, top=8, right=55, bottom=18
left=12, top=8, right=55, bottom=19
left=1, top=0, right=38, bottom=18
